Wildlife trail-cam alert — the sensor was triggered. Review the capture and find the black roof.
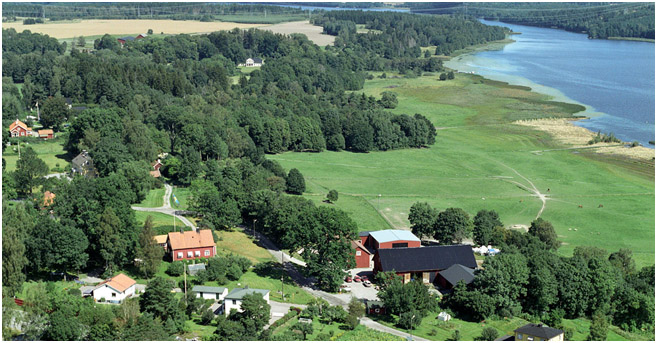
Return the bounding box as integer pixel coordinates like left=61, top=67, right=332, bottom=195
left=377, top=245, right=476, bottom=273
left=358, top=231, right=370, bottom=237
left=118, top=36, right=135, bottom=41
left=514, top=324, right=563, bottom=339
left=253, top=57, right=263, bottom=63
left=439, top=264, right=475, bottom=286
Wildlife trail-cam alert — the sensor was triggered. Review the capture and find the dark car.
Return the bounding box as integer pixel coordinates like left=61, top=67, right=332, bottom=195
left=360, top=275, right=369, bottom=282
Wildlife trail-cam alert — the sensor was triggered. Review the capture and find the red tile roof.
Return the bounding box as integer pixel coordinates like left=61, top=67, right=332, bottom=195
left=97, top=273, right=136, bottom=293
left=9, top=119, right=31, bottom=132
left=168, top=229, right=215, bottom=250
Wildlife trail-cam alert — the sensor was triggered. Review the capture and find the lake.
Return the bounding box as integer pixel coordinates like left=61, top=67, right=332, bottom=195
left=445, top=20, right=655, bottom=147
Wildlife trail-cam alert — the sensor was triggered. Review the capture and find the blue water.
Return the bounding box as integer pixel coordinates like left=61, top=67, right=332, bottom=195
left=448, top=20, right=655, bottom=147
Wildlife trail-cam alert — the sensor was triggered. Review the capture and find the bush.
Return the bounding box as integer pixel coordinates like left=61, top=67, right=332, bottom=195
left=397, top=310, right=422, bottom=330
left=167, top=261, right=184, bottom=276
left=268, top=309, right=299, bottom=330
left=478, top=327, right=498, bottom=341
left=68, top=288, right=81, bottom=296
left=200, top=309, right=215, bottom=325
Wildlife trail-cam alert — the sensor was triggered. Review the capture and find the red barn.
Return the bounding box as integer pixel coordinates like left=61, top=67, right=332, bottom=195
left=9, top=119, right=32, bottom=137
left=351, top=240, right=373, bottom=268
left=364, top=230, right=421, bottom=250
left=38, top=129, right=54, bottom=139
left=167, top=230, right=216, bottom=261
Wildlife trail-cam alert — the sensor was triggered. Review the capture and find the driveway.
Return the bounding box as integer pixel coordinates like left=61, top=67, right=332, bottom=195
left=267, top=300, right=307, bottom=326
left=131, top=183, right=197, bottom=231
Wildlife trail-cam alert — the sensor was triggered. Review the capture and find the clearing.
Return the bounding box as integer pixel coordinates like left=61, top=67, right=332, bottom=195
left=2, top=19, right=262, bottom=38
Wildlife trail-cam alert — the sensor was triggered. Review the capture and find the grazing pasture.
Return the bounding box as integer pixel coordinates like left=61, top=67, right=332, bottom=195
left=269, top=73, right=654, bottom=266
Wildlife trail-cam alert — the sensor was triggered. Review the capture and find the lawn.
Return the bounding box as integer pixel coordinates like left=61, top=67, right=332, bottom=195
left=171, top=186, right=191, bottom=210
left=134, top=187, right=165, bottom=207
left=273, top=316, right=403, bottom=341
left=269, top=73, right=655, bottom=267
left=4, top=138, right=69, bottom=172
left=215, top=228, right=275, bottom=264
left=134, top=211, right=189, bottom=235
left=372, top=311, right=649, bottom=341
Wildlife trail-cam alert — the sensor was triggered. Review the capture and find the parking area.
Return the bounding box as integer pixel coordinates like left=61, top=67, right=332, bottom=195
left=340, top=268, right=379, bottom=301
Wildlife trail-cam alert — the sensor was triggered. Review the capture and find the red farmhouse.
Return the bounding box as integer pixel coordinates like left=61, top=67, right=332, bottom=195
left=9, top=119, right=33, bottom=137
left=167, top=230, right=216, bottom=261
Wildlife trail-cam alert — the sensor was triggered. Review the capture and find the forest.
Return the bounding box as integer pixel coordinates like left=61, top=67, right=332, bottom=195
left=410, top=2, right=655, bottom=40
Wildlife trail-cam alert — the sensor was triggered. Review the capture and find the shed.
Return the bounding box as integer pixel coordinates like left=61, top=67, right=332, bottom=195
left=437, top=264, right=475, bottom=289
left=187, top=263, right=206, bottom=276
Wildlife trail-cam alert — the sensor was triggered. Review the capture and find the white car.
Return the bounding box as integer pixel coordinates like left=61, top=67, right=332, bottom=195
left=363, top=280, right=372, bottom=287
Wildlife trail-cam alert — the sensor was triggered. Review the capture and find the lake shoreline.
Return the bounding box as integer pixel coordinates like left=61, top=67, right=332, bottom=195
left=444, top=38, right=655, bottom=161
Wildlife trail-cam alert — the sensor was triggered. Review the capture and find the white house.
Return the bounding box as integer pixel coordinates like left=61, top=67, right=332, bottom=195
left=243, top=57, right=263, bottom=67
left=92, top=273, right=136, bottom=304
left=223, top=287, right=270, bottom=316
left=192, top=285, right=228, bottom=301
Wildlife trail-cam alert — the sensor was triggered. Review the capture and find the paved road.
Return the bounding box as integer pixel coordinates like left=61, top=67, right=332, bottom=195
left=131, top=183, right=197, bottom=231
left=254, top=228, right=424, bottom=340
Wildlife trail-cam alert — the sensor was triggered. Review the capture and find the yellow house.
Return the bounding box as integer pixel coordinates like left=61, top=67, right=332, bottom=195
left=514, top=323, right=564, bottom=341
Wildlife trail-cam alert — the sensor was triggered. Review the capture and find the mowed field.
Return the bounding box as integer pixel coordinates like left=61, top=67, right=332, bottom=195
left=269, top=73, right=655, bottom=267
left=262, top=21, right=335, bottom=46
left=2, top=19, right=262, bottom=38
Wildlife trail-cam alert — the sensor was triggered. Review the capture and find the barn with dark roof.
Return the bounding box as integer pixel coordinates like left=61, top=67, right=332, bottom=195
left=373, top=245, right=476, bottom=284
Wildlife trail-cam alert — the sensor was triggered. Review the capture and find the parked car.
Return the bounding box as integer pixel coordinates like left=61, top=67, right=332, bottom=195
left=360, top=275, right=369, bottom=282
left=354, top=275, right=362, bottom=282
left=363, top=280, right=372, bottom=287
left=340, top=284, right=352, bottom=292
left=345, top=276, right=353, bottom=283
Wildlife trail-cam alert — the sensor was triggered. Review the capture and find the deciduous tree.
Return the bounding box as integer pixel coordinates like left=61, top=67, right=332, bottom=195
left=14, top=146, right=48, bottom=196
left=408, top=202, right=438, bottom=240
left=434, top=207, right=472, bottom=244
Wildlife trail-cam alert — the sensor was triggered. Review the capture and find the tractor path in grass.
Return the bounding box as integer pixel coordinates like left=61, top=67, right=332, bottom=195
left=132, top=184, right=196, bottom=231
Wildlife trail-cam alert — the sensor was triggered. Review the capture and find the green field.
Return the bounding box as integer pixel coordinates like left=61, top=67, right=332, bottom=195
left=134, top=187, right=165, bottom=207
left=273, top=315, right=403, bottom=341
left=269, top=73, right=655, bottom=267
left=134, top=211, right=188, bottom=234
left=171, top=186, right=191, bottom=210
left=4, top=138, right=69, bottom=172
left=216, top=14, right=307, bottom=24
left=373, top=311, right=644, bottom=341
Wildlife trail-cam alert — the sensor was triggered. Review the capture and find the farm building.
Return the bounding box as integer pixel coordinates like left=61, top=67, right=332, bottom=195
left=71, top=150, right=97, bottom=178
left=92, top=273, right=136, bottom=303
left=351, top=240, right=373, bottom=268
left=359, top=230, right=421, bottom=251
left=9, top=119, right=32, bottom=137
left=192, top=285, right=228, bottom=301
left=513, top=323, right=564, bottom=341
left=117, top=36, right=135, bottom=46
left=38, top=129, right=54, bottom=139
left=373, top=245, right=476, bottom=284
left=150, top=159, right=162, bottom=178
left=167, top=229, right=216, bottom=261
left=436, top=264, right=475, bottom=289
left=223, top=287, right=270, bottom=315
left=153, top=234, right=168, bottom=249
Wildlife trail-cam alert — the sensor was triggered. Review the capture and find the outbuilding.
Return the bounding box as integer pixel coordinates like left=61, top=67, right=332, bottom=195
left=437, top=263, right=476, bottom=289
left=223, top=287, right=270, bottom=315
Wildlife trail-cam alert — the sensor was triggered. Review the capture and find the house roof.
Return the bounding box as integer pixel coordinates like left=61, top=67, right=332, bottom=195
left=9, top=119, right=30, bottom=132
left=225, top=287, right=269, bottom=300
left=150, top=169, right=161, bottom=178
left=118, top=36, right=135, bottom=41
left=351, top=240, right=372, bottom=255
left=253, top=57, right=263, bottom=63
left=514, top=324, right=564, bottom=339
left=167, top=229, right=215, bottom=250
left=192, top=285, right=226, bottom=294
left=72, top=151, right=92, bottom=167
left=95, top=273, right=136, bottom=293
left=369, top=230, right=420, bottom=244
left=38, top=129, right=54, bottom=135
left=377, top=245, right=476, bottom=273
left=153, top=234, right=168, bottom=244
left=43, top=191, right=56, bottom=207
left=438, top=264, right=475, bottom=286
left=358, top=231, right=370, bottom=238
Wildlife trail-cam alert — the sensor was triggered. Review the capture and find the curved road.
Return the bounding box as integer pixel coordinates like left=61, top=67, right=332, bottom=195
left=131, top=184, right=197, bottom=231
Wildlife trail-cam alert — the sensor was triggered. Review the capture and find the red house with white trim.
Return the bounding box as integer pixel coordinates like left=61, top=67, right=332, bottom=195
left=167, top=230, right=216, bottom=261
left=9, top=119, right=33, bottom=137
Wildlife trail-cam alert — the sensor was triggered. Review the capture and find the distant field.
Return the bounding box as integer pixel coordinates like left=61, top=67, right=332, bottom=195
left=262, top=21, right=335, bottom=46
left=269, top=73, right=655, bottom=267
left=2, top=19, right=262, bottom=38
left=216, top=14, right=307, bottom=24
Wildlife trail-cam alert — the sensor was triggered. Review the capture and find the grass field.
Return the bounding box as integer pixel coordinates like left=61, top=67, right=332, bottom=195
left=262, top=21, right=335, bottom=46
left=171, top=186, right=191, bottom=210
left=215, top=228, right=276, bottom=264
left=134, top=211, right=188, bottom=234
left=373, top=311, right=644, bottom=341
left=216, top=14, right=307, bottom=24
left=2, top=19, right=262, bottom=38
left=269, top=73, right=655, bottom=267
left=4, top=138, right=69, bottom=172
left=134, top=187, right=165, bottom=208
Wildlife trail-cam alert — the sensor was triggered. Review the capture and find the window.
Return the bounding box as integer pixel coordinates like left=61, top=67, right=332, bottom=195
left=195, top=250, right=200, bottom=257
left=232, top=299, right=237, bottom=305
left=187, top=251, right=193, bottom=258
left=112, top=292, right=116, bottom=297
left=392, top=242, right=408, bottom=248
left=200, top=292, right=203, bottom=297
left=216, top=293, right=220, bottom=300
left=205, top=250, right=210, bottom=256
left=356, top=250, right=362, bottom=256
left=517, top=334, right=523, bottom=340
left=527, top=337, right=534, bottom=341
left=177, top=252, right=183, bottom=258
